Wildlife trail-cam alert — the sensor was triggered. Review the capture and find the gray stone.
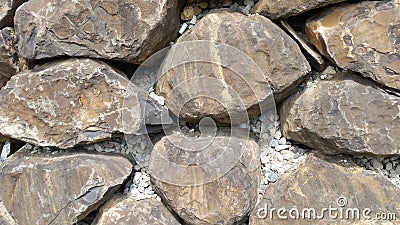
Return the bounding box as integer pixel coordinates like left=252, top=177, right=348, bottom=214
left=0, top=0, right=28, bottom=28
left=0, top=58, right=170, bottom=148
left=280, top=72, right=400, bottom=155
left=14, top=0, right=182, bottom=63
left=0, top=27, right=24, bottom=88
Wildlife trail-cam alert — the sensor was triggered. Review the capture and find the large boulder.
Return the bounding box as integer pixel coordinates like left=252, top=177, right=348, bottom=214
left=251, top=0, right=345, bottom=19
left=0, top=0, right=28, bottom=28
left=0, top=58, right=169, bottom=149
left=306, top=1, right=400, bottom=90
left=150, top=132, right=261, bottom=225
left=92, top=196, right=179, bottom=225
left=0, top=146, right=133, bottom=225
left=250, top=154, right=400, bottom=224
left=156, top=10, right=310, bottom=124
left=14, top=0, right=181, bottom=63
left=280, top=72, right=400, bottom=155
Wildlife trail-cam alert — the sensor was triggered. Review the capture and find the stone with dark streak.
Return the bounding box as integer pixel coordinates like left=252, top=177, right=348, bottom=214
left=0, top=146, right=133, bottom=225
left=0, top=0, right=29, bottom=28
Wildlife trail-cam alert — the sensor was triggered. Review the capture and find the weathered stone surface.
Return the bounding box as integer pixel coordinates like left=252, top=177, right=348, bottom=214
left=280, top=72, right=400, bottom=155
left=306, top=1, right=400, bottom=90
left=0, top=58, right=169, bottom=149
left=251, top=0, right=344, bottom=19
left=14, top=0, right=181, bottom=63
left=92, top=195, right=179, bottom=225
left=0, top=146, right=133, bottom=225
left=150, top=132, right=261, bottom=225
left=156, top=10, right=310, bottom=124
left=0, top=27, right=22, bottom=88
left=0, top=200, right=17, bottom=225
left=250, top=154, right=400, bottom=224
left=0, top=0, right=28, bottom=28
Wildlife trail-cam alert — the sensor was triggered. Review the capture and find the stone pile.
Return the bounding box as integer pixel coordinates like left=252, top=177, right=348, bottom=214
left=0, top=0, right=399, bottom=224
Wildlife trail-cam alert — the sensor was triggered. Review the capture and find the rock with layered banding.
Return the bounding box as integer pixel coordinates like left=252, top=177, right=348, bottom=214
left=306, top=1, right=400, bottom=90
left=156, top=10, right=310, bottom=124
left=0, top=146, right=133, bottom=225
left=150, top=132, right=261, bottom=225
left=14, top=0, right=181, bottom=63
left=0, top=58, right=170, bottom=149
left=280, top=72, right=400, bottom=155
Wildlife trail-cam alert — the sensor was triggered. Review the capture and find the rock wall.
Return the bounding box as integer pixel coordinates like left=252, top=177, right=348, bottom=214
left=0, top=0, right=399, bottom=225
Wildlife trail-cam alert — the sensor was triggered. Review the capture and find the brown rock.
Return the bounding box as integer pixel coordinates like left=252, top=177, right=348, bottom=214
left=0, top=27, right=22, bottom=88
left=0, top=146, right=133, bottom=225
left=0, top=0, right=28, bottom=28
left=0, top=200, right=17, bottom=225
left=150, top=132, right=261, bottom=225
left=251, top=0, right=344, bottom=19
left=156, top=10, right=310, bottom=124
left=280, top=72, right=400, bottom=155
left=14, top=0, right=181, bottom=64
left=181, top=5, right=202, bottom=20
left=0, top=58, right=169, bottom=149
left=306, top=1, right=400, bottom=90
left=249, top=154, right=400, bottom=224
left=92, top=195, right=179, bottom=225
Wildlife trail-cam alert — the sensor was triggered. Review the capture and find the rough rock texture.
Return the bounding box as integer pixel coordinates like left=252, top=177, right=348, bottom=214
left=249, top=154, right=400, bottom=225
left=0, top=201, right=17, bottom=225
left=280, top=72, right=400, bottom=155
left=92, top=195, right=179, bottom=225
left=251, top=0, right=345, bottom=19
left=0, top=146, right=133, bottom=225
left=0, top=27, right=22, bottom=88
left=0, top=58, right=169, bottom=149
left=156, top=10, right=310, bottom=124
left=14, top=0, right=181, bottom=63
left=150, top=132, right=261, bottom=225
left=0, top=0, right=28, bottom=28
left=306, top=1, right=400, bottom=90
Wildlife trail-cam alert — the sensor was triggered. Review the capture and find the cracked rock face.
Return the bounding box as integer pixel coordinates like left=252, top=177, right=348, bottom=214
left=251, top=0, right=345, bottom=19
left=150, top=132, right=261, bottom=225
left=92, top=195, right=179, bottom=225
left=0, top=0, right=28, bottom=28
left=14, top=0, right=181, bottom=63
left=250, top=154, right=400, bottom=225
left=156, top=10, right=310, bottom=124
left=0, top=27, right=22, bottom=88
left=0, top=58, right=162, bottom=149
left=280, top=72, right=400, bottom=155
left=0, top=146, right=133, bottom=225
left=306, top=1, right=400, bottom=90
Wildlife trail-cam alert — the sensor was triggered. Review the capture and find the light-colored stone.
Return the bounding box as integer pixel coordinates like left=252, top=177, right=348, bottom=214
left=251, top=0, right=345, bottom=19
left=306, top=1, right=400, bottom=90
left=92, top=196, right=178, bottom=225
left=0, top=58, right=170, bottom=148
left=14, top=0, right=182, bottom=63
left=0, top=0, right=28, bottom=28
left=0, top=146, right=133, bottom=225
left=280, top=72, right=400, bottom=155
